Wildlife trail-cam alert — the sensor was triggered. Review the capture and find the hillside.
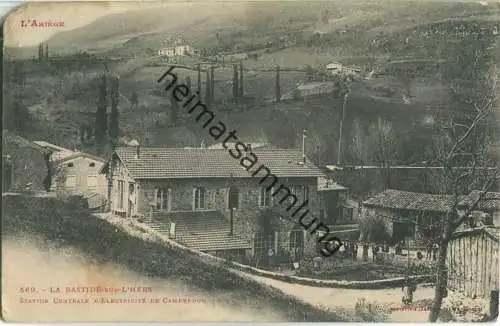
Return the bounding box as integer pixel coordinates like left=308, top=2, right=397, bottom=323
left=2, top=194, right=359, bottom=322
left=3, top=1, right=499, bottom=167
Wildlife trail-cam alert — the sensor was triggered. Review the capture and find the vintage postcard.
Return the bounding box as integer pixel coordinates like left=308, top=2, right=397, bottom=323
left=2, top=0, right=499, bottom=323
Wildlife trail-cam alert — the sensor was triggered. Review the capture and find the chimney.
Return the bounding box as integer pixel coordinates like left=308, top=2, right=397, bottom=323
left=129, top=139, right=140, bottom=159
left=247, top=143, right=252, bottom=152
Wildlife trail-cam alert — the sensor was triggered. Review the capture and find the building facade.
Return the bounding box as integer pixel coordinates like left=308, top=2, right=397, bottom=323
left=52, top=152, right=107, bottom=200
left=158, top=45, right=197, bottom=57
left=101, top=146, right=328, bottom=261
left=360, top=189, right=455, bottom=245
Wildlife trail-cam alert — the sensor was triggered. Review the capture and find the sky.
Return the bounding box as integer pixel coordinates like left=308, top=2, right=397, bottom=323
left=2, top=1, right=150, bottom=47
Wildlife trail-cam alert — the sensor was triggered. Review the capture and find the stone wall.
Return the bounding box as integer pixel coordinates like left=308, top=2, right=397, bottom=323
left=54, top=156, right=107, bottom=198
left=135, top=176, right=321, bottom=257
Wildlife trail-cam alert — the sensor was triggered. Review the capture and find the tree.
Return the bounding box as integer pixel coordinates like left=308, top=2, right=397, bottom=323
left=109, top=76, right=120, bottom=141
left=80, top=125, right=86, bottom=145
left=275, top=65, right=281, bottom=102
left=197, top=64, right=202, bottom=96
left=350, top=118, right=368, bottom=164
left=210, top=66, right=215, bottom=102
left=232, top=64, right=239, bottom=100
left=4, top=100, right=31, bottom=135
left=369, top=117, right=398, bottom=189
left=239, top=61, right=244, bottom=97
left=94, top=74, right=108, bottom=149
left=359, top=214, right=391, bottom=244
left=130, top=92, right=138, bottom=110
left=428, top=65, right=499, bottom=322
left=205, top=69, right=212, bottom=105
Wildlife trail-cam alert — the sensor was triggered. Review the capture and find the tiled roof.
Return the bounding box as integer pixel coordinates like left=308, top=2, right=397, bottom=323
left=55, top=152, right=106, bottom=164
left=143, top=211, right=252, bottom=251
left=460, top=190, right=500, bottom=211
left=3, top=131, right=52, bottom=155
left=317, top=176, right=347, bottom=192
left=452, top=226, right=500, bottom=242
left=362, top=189, right=460, bottom=213
left=115, top=147, right=324, bottom=179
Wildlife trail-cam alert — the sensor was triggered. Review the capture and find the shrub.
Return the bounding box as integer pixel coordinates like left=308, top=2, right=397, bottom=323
left=359, top=214, right=391, bottom=244
left=354, top=298, right=390, bottom=322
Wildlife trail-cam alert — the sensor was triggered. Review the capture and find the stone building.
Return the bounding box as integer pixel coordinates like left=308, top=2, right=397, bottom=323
left=2, top=131, right=52, bottom=192
left=360, top=189, right=456, bottom=246
left=360, top=189, right=500, bottom=246
left=51, top=152, right=107, bottom=203
left=100, top=145, right=327, bottom=262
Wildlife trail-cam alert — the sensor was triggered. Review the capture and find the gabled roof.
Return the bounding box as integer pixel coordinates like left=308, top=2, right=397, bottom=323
left=460, top=190, right=500, bottom=211
left=317, top=176, right=347, bottom=192
left=206, top=142, right=272, bottom=150
left=33, top=141, right=71, bottom=153
left=112, top=147, right=324, bottom=180
left=3, top=131, right=52, bottom=155
left=452, top=226, right=499, bottom=243
left=362, top=189, right=461, bottom=213
left=55, top=152, right=106, bottom=164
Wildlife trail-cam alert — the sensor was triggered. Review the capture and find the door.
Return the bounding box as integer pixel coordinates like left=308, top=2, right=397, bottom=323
left=228, top=186, right=239, bottom=210
left=127, top=183, right=135, bottom=217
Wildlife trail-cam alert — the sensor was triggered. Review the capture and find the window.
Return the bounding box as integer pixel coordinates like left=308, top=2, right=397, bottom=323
left=89, top=162, right=95, bottom=167
left=65, top=176, right=76, bottom=188
left=289, top=230, right=304, bottom=261
left=155, top=188, right=171, bottom=211
left=88, top=175, right=97, bottom=190
left=118, top=180, right=124, bottom=209
left=303, top=186, right=310, bottom=202
left=67, top=163, right=74, bottom=168
left=254, top=232, right=274, bottom=259
left=194, top=187, right=206, bottom=210
left=259, top=187, right=272, bottom=207
left=228, top=186, right=239, bottom=210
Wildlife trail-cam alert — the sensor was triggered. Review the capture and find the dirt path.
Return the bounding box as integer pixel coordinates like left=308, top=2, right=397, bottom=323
left=231, top=269, right=435, bottom=322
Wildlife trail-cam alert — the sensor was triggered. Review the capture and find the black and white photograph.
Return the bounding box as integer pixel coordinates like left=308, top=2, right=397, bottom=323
left=1, top=0, right=499, bottom=322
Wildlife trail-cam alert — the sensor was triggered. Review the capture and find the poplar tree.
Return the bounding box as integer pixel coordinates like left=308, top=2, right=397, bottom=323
left=210, top=66, right=215, bottom=102
left=205, top=69, right=211, bottom=105
left=170, top=87, right=179, bottom=123
left=109, top=76, right=120, bottom=140
left=275, top=65, right=281, bottom=102
left=94, top=74, right=108, bottom=147
left=232, top=64, right=239, bottom=100
left=239, top=61, right=244, bottom=97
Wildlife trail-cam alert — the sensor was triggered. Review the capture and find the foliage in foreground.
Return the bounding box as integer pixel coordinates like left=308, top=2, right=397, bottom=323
left=354, top=298, right=390, bottom=322
left=2, top=195, right=359, bottom=322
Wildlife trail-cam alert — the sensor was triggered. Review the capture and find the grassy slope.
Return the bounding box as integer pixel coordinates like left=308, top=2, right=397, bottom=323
left=2, top=195, right=359, bottom=322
